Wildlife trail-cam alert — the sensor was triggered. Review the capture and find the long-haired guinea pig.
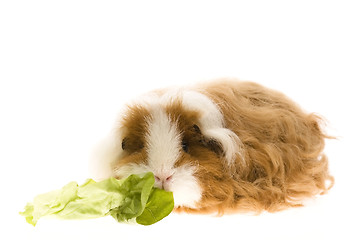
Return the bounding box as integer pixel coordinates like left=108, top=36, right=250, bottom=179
left=92, top=79, right=334, bottom=214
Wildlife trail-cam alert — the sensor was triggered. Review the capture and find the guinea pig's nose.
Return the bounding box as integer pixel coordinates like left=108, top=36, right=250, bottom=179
left=154, top=174, right=173, bottom=183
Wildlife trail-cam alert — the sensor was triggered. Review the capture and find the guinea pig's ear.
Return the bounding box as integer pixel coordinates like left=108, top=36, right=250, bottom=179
left=193, top=124, right=201, bottom=134
left=200, top=127, right=243, bottom=168
left=194, top=124, right=224, bottom=157
left=204, top=138, right=224, bottom=157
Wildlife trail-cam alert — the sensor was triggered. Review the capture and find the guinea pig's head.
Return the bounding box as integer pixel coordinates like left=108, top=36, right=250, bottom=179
left=112, top=90, right=240, bottom=209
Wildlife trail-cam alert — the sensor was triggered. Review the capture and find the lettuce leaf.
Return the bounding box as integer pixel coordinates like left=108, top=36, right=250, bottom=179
left=136, top=188, right=174, bottom=225
left=20, top=172, right=174, bottom=226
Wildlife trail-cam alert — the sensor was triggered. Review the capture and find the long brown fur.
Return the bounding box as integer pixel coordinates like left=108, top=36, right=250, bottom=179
left=115, top=79, right=334, bottom=215
left=175, top=80, right=334, bottom=214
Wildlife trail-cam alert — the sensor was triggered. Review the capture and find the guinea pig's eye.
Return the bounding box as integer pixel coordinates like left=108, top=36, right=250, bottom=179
left=121, top=138, right=127, bottom=150
left=181, top=140, right=189, bottom=153
left=121, top=137, right=144, bottom=152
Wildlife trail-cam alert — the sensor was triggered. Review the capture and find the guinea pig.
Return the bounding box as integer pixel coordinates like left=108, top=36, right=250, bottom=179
left=92, top=79, right=334, bottom=214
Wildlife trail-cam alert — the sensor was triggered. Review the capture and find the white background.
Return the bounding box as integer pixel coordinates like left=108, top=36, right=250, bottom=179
left=1, top=1, right=360, bottom=239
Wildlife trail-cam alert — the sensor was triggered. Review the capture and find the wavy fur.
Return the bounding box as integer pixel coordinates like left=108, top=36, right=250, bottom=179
left=109, top=79, right=333, bottom=214
left=176, top=79, right=334, bottom=213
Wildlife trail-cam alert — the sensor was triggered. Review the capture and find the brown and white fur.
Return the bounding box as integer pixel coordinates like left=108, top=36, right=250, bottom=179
left=92, top=79, right=334, bottom=214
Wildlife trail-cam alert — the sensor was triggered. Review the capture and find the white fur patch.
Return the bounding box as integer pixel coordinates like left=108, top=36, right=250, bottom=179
left=145, top=107, right=181, bottom=175
left=182, top=90, right=224, bottom=129
left=166, top=164, right=202, bottom=208
left=89, top=132, right=123, bottom=181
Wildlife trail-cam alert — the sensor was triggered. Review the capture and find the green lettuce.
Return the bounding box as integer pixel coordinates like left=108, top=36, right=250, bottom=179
left=20, top=172, right=174, bottom=226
